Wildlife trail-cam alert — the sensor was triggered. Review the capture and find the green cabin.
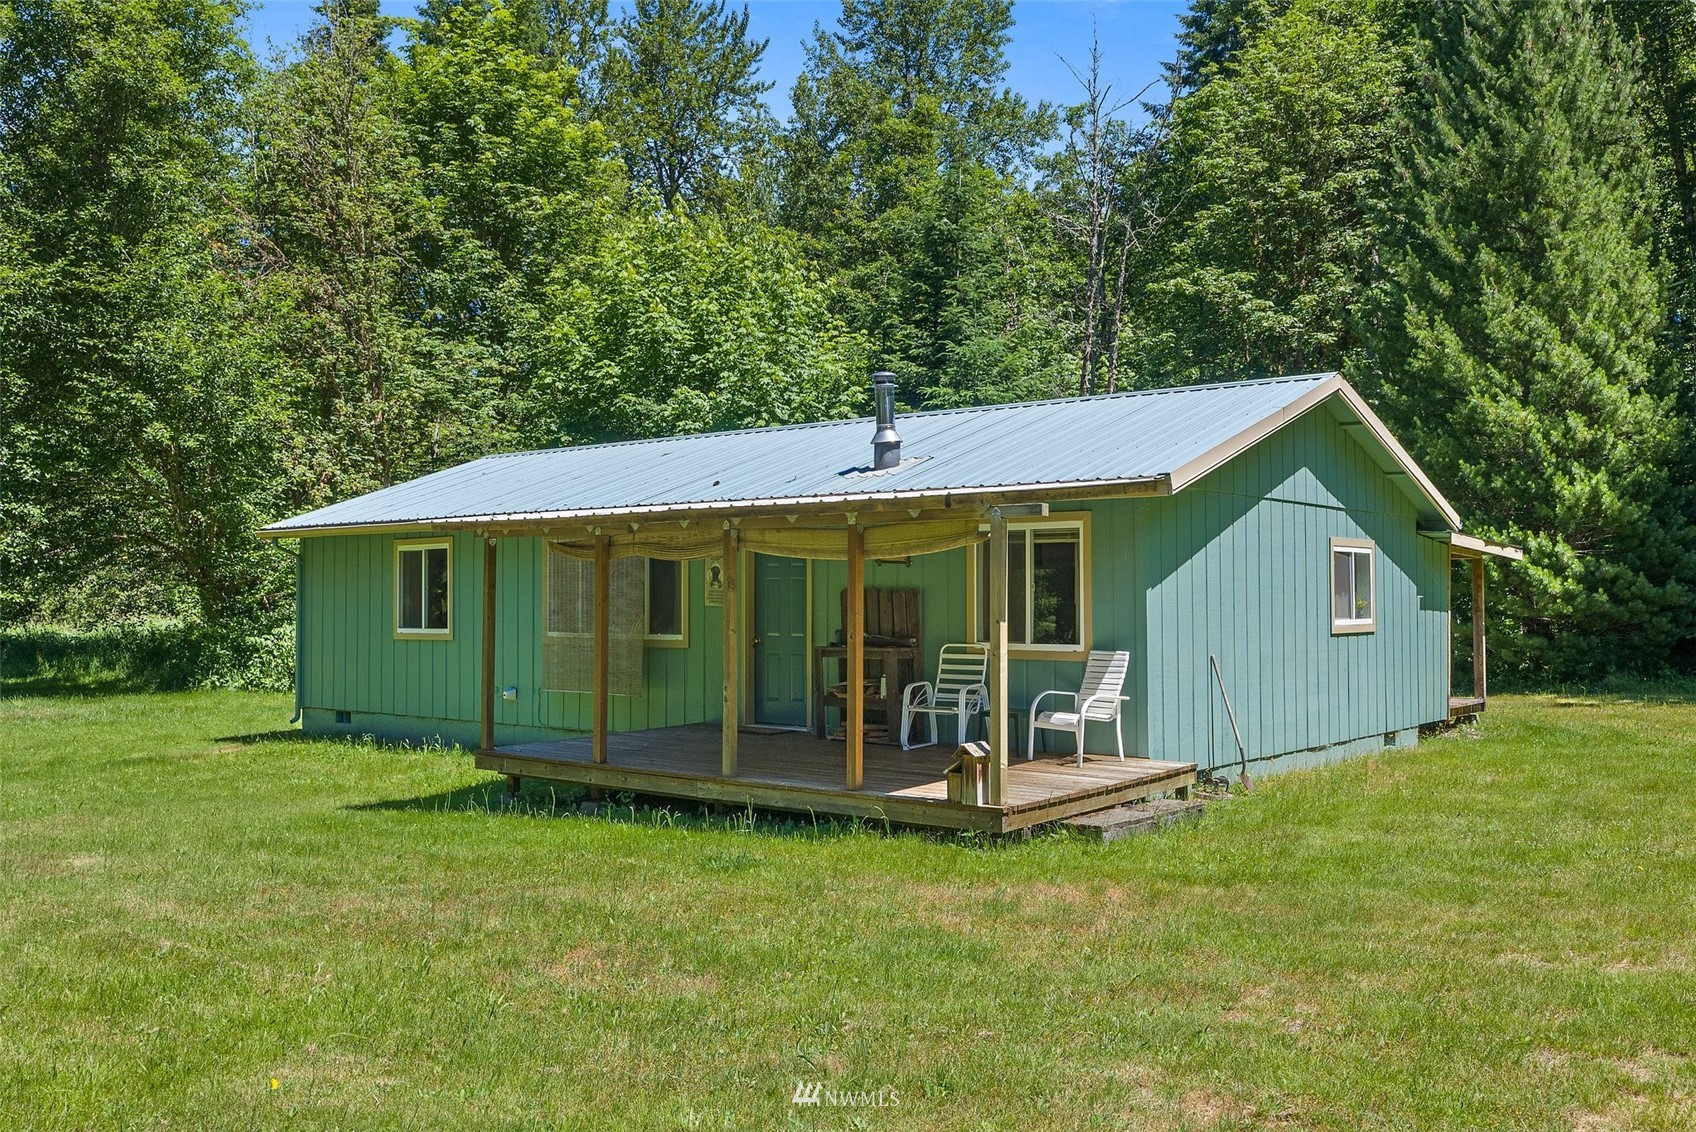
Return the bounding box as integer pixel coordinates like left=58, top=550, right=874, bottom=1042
left=264, top=372, right=1518, bottom=833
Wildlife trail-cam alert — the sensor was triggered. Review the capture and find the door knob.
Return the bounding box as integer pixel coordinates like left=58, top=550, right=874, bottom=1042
left=752, top=637, right=763, bottom=646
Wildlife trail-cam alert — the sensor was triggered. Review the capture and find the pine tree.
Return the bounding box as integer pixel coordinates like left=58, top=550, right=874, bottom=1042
left=1360, top=0, right=1695, bottom=678
left=601, top=0, right=773, bottom=210
left=1163, top=0, right=1288, bottom=95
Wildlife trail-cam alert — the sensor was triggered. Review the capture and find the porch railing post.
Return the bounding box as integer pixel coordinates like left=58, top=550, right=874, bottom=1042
left=987, top=508, right=1008, bottom=805
left=721, top=528, right=740, bottom=777
left=845, top=522, right=865, bottom=790
left=592, top=534, right=611, bottom=764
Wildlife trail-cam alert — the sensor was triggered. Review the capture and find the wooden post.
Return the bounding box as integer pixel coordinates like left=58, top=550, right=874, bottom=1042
left=721, top=528, right=740, bottom=777
left=480, top=538, right=497, bottom=754
left=987, top=509, right=1008, bottom=805
left=1471, top=555, right=1486, bottom=703
left=845, top=523, right=865, bottom=791
left=592, top=534, right=611, bottom=764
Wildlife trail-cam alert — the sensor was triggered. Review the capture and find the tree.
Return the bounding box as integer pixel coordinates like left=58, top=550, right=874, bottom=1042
left=777, top=0, right=1068, bottom=407
left=601, top=0, right=773, bottom=210
left=1136, top=0, right=1406, bottom=384
left=1163, top=0, right=1288, bottom=95
left=0, top=0, right=289, bottom=626
left=1040, top=35, right=1175, bottom=395
left=243, top=0, right=621, bottom=509
left=389, top=0, right=621, bottom=429
left=1359, top=0, right=1695, bottom=678
left=529, top=203, right=864, bottom=442
left=241, top=0, right=444, bottom=507
left=417, top=0, right=612, bottom=103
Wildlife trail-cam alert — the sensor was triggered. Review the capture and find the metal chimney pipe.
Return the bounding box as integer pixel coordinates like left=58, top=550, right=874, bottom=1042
left=871, top=371, right=901, bottom=470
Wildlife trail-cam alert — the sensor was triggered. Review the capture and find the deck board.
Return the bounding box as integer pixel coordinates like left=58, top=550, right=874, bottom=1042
left=1448, top=695, right=1486, bottom=719
left=481, top=724, right=1196, bottom=833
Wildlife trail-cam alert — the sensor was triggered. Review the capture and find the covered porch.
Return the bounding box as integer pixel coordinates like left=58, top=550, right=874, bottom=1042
left=467, top=482, right=1183, bottom=832
left=477, top=724, right=1196, bottom=834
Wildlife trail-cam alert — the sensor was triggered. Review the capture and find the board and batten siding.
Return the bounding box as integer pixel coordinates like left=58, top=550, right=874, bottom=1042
left=298, top=399, right=1449, bottom=768
left=1127, top=402, right=1450, bottom=772
left=298, top=534, right=723, bottom=747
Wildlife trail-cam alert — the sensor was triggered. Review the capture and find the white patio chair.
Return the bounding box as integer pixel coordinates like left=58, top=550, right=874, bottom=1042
left=1027, top=650, right=1130, bottom=767
left=900, top=644, right=990, bottom=751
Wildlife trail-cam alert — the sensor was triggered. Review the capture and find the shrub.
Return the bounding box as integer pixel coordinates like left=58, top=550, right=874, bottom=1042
left=0, top=620, right=295, bottom=693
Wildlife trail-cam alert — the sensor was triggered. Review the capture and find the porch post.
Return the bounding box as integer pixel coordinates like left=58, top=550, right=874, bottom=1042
left=845, top=522, right=865, bottom=790
left=479, top=537, right=497, bottom=754
left=1471, top=555, right=1487, bottom=703
left=721, top=528, right=740, bottom=776
left=592, top=534, right=611, bottom=764
left=986, top=509, right=1008, bottom=805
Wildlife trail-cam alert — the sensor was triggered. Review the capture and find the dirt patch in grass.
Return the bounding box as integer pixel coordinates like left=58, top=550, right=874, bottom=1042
left=537, top=946, right=721, bottom=997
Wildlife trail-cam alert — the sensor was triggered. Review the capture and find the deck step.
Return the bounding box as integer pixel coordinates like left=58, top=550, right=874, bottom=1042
left=1062, top=798, right=1206, bottom=842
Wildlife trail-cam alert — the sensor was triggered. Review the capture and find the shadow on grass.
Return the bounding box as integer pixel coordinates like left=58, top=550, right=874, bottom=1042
left=348, top=778, right=998, bottom=843
left=2, top=675, right=159, bottom=697
left=1484, top=673, right=1696, bottom=705
left=213, top=728, right=315, bottom=745
left=1536, top=688, right=1696, bottom=707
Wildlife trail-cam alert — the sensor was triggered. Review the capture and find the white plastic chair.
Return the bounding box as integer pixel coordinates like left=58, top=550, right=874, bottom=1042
left=1027, top=650, right=1130, bottom=766
left=900, top=644, right=990, bottom=750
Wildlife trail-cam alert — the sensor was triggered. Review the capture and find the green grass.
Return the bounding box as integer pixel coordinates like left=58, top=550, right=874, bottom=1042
left=3, top=692, right=1694, bottom=1130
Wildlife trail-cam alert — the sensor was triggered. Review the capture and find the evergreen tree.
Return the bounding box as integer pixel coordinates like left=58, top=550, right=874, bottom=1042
left=242, top=0, right=440, bottom=506
left=1138, top=0, right=1406, bottom=385
left=601, top=0, right=773, bottom=210
left=777, top=0, right=1068, bottom=407
left=1163, top=0, right=1288, bottom=95
left=1360, top=0, right=1695, bottom=678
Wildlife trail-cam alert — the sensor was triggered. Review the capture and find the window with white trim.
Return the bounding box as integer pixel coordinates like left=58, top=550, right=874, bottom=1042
left=1331, top=539, right=1375, bottom=634
left=645, top=559, right=685, bottom=642
left=973, top=521, right=1086, bottom=650
left=396, top=540, right=451, bottom=637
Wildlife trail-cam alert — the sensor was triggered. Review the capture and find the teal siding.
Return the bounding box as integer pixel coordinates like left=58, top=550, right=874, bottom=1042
left=299, top=535, right=723, bottom=746
left=1130, top=406, right=1450, bottom=772
left=298, top=403, right=1450, bottom=767
left=808, top=548, right=970, bottom=734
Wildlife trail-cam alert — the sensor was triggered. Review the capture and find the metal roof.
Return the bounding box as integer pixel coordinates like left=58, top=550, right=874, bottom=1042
left=262, top=372, right=1463, bottom=535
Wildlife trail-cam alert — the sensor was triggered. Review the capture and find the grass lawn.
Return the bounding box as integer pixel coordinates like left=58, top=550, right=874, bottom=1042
left=2, top=692, right=1694, bottom=1130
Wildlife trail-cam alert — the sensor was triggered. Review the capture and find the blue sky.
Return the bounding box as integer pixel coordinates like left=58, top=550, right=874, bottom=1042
left=242, top=0, right=1187, bottom=115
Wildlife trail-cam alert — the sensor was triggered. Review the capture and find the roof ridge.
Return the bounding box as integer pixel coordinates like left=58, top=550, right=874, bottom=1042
left=480, top=372, right=1340, bottom=461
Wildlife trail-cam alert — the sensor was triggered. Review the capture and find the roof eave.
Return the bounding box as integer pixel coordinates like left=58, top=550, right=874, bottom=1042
left=1164, top=374, right=1464, bottom=531
left=256, top=476, right=1172, bottom=539
left=1424, top=530, right=1525, bottom=560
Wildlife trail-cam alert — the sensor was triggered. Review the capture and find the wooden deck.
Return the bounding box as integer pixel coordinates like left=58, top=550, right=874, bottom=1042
left=1449, top=695, right=1486, bottom=720
left=476, top=724, right=1196, bottom=834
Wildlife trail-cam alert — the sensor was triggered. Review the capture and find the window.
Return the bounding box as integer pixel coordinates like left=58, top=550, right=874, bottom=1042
left=1331, top=538, right=1375, bottom=634
left=645, top=559, right=686, bottom=644
left=545, top=554, right=685, bottom=648
left=396, top=540, right=451, bottom=638
left=973, top=520, right=1088, bottom=653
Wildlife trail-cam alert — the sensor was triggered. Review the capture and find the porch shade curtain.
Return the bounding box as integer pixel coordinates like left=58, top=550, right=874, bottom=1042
left=545, top=520, right=986, bottom=562
left=542, top=552, right=644, bottom=695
